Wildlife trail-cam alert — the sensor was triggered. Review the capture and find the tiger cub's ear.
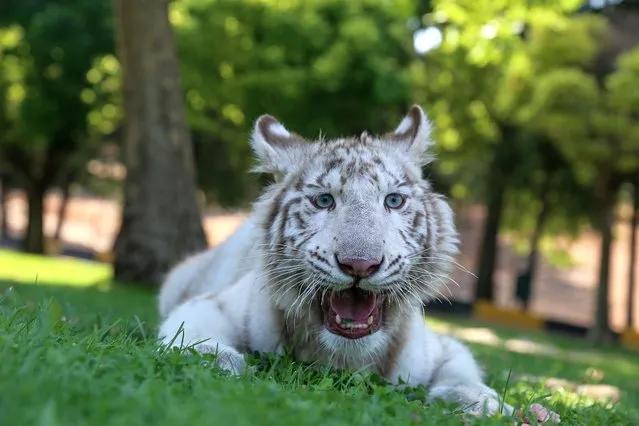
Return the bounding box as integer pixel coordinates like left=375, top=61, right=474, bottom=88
left=385, top=104, right=434, bottom=166
left=250, top=114, right=309, bottom=180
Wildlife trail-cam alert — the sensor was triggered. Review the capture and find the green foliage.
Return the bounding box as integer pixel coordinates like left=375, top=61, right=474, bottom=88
left=419, top=1, right=639, bottom=246
left=3, top=0, right=423, bottom=209
left=414, top=0, right=584, bottom=202
left=504, top=14, right=639, bottom=185
left=83, top=54, right=122, bottom=140
left=0, top=0, right=115, bottom=184
left=171, top=0, right=418, bottom=206
left=0, top=1, right=117, bottom=253
left=415, top=0, right=600, bottom=246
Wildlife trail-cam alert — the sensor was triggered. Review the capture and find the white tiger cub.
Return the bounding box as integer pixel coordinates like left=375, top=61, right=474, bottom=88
left=157, top=105, right=515, bottom=416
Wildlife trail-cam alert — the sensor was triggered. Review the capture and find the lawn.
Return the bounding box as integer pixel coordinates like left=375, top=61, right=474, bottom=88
left=1, top=249, right=638, bottom=425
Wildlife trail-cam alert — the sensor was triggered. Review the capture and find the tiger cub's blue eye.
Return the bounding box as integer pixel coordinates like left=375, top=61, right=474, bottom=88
left=312, top=193, right=335, bottom=209
left=384, top=193, right=405, bottom=209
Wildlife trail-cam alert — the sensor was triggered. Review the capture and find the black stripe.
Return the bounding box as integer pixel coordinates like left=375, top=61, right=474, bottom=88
left=277, top=196, right=303, bottom=251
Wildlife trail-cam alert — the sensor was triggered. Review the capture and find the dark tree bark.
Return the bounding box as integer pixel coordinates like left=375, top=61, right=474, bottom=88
left=475, top=186, right=505, bottom=301
left=112, top=0, right=207, bottom=286
left=24, top=179, right=46, bottom=254
left=0, top=176, right=8, bottom=239
left=589, top=173, right=621, bottom=344
left=475, top=126, right=517, bottom=301
left=54, top=178, right=73, bottom=241
left=521, top=180, right=551, bottom=309
left=627, top=176, right=639, bottom=330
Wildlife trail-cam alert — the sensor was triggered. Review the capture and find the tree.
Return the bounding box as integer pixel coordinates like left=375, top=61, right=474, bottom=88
left=414, top=0, right=583, bottom=301
left=412, top=25, right=513, bottom=302
left=627, top=175, right=639, bottom=330
left=0, top=1, right=115, bottom=253
left=603, top=0, right=639, bottom=338
left=111, top=0, right=207, bottom=286
left=0, top=174, right=10, bottom=239
left=501, top=134, right=596, bottom=308
left=0, top=64, right=12, bottom=240
left=507, top=14, right=639, bottom=343
left=53, top=167, right=83, bottom=242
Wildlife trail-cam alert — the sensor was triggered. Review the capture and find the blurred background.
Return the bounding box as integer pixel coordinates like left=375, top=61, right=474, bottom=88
left=0, top=0, right=638, bottom=344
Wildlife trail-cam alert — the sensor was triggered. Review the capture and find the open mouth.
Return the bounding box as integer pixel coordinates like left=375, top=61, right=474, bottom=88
left=322, top=287, right=383, bottom=339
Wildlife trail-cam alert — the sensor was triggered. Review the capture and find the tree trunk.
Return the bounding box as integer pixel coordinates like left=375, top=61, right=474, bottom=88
left=24, top=180, right=46, bottom=254
left=520, top=186, right=551, bottom=309
left=627, top=175, right=639, bottom=330
left=475, top=186, right=505, bottom=301
left=0, top=177, right=7, bottom=239
left=112, top=0, right=207, bottom=286
left=475, top=126, right=517, bottom=301
left=54, top=179, right=72, bottom=241
left=589, top=173, right=620, bottom=344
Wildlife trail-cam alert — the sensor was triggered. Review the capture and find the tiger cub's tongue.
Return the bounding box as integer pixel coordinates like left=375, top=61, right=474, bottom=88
left=329, top=289, right=377, bottom=321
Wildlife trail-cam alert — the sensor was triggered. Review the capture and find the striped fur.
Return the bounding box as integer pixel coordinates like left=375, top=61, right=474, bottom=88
left=155, top=106, right=538, bottom=419
left=247, top=119, right=460, bottom=366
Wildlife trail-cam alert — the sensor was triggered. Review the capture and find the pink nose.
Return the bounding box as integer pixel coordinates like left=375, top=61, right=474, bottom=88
left=336, top=257, right=382, bottom=278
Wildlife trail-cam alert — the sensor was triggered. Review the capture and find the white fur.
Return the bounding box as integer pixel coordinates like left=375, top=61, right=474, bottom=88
left=158, top=219, right=258, bottom=318
left=248, top=117, right=306, bottom=178
left=157, top=106, right=516, bottom=417
left=159, top=268, right=510, bottom=415
left=394, top=115, right=414, bottom=134
left=268, top=122, right=291, bottom=138
left=390, top=105, right=434, bottom=166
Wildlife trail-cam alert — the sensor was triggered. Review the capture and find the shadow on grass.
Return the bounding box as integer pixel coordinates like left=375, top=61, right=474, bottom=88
left=0, top=279, right=159, bottom=332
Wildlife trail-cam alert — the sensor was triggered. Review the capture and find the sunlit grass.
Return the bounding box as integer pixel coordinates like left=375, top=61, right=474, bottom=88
left=0, top=249, right=112, bottom=286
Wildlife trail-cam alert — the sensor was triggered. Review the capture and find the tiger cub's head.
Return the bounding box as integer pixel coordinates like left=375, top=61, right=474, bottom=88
left=250, top=105, right=459, bottom=351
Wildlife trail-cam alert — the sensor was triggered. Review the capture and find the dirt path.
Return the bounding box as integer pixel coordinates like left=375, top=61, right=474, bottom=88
left=2, top=190, right=638, bottom=331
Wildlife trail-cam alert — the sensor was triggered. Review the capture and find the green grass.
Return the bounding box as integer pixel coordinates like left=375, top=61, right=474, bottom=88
left=1, top=251, right=638, bottom=425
